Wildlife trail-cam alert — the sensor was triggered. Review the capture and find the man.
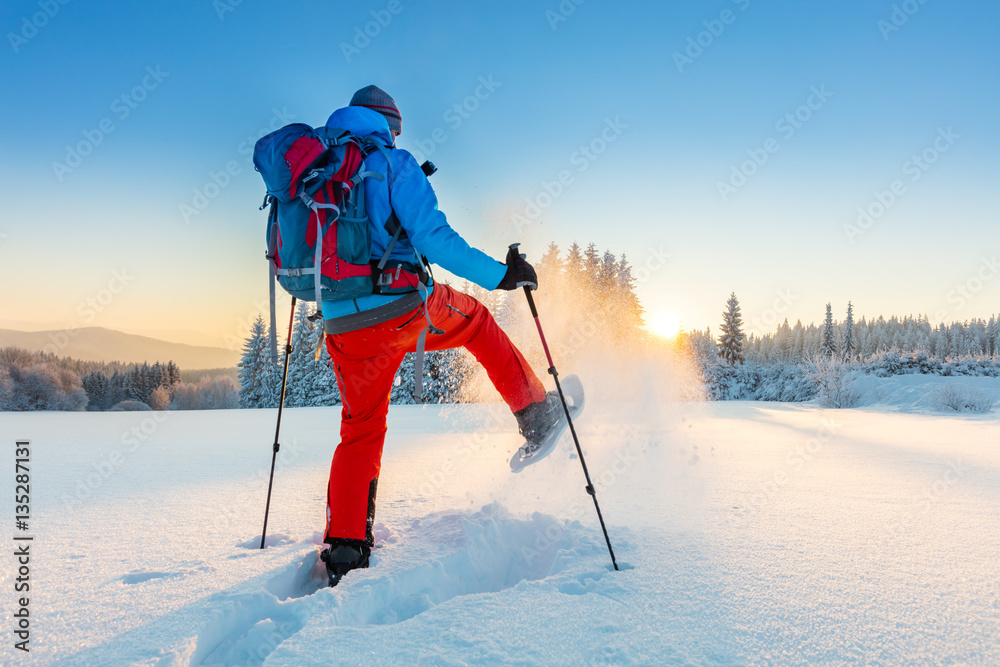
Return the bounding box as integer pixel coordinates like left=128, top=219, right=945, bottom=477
left=319, top=85, right=563, bottom=586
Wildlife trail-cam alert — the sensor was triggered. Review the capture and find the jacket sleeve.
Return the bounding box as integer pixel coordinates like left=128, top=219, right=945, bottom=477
left=388, top=149, right=506, bottom=291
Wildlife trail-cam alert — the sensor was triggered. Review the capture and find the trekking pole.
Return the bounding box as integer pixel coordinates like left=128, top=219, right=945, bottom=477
left=509, top=244, right=619, bottom=571
left=260, top=297, right=296, bottom=549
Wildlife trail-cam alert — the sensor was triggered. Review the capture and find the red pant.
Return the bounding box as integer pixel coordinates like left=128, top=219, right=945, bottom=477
left=323, top=283, right=545, bottom=544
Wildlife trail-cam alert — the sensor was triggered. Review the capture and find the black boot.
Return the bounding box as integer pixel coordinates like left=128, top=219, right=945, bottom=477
left=514, top=391, right=563, bottom=453
left=319, top=543, right=371, bottom=587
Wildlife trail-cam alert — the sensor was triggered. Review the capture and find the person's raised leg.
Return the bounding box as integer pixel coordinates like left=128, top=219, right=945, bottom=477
left=421, top=283, right=546, bottom=412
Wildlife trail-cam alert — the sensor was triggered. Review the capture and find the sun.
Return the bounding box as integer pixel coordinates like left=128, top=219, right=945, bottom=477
left=648, top=310, right=683, bottom=340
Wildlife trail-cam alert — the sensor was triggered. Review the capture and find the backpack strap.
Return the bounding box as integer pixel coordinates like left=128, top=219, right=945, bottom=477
left=307, top=198, right=341, bottom=306
left=412, top=275, right=446, bottom=404
left=265, top=198, right=280, bottom=364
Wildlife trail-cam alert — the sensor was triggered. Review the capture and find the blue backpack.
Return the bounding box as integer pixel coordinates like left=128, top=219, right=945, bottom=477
left=253, top=124, right=413, bottom=355
left=253, top=123, right=401, bottom=304
left=253, top=123, right=442, bottom=400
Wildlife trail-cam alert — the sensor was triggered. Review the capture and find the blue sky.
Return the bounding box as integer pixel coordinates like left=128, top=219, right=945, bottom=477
left=2, top=0, right=998, bottom=345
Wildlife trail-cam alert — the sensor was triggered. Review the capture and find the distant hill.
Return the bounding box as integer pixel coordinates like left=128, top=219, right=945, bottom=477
left=0, top=327, right=240, bottom=370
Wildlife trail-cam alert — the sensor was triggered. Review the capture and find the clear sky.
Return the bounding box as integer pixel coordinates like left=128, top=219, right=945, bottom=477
left=2, top=0, right=998, bottom=347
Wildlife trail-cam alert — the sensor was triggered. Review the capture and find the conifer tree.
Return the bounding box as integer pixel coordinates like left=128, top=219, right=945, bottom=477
left=536, top=242, right=564, bottom=291
left=286, top=301, right=317, bottom=407
left=583, top=243, right=601, bottom=280
left=843, top=302, right=856, bottom=361
left=564, top=242, right=585, bottom=287
left=988, top=315, right=999, bottom=358
left=822, top=303, right=837, bottom=357
left=238, top=315, right=276, bottom=408
left=718, top=292, right=745, bottom=365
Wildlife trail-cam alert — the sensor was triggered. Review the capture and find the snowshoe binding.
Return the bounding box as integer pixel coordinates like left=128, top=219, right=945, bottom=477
left=319, top=543, right=370, bottom=587
left=510, top=374, right=585, bottom=472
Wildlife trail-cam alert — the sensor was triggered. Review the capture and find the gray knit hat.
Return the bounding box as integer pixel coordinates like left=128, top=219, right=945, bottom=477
left=349, top=85, right=401, bottom=135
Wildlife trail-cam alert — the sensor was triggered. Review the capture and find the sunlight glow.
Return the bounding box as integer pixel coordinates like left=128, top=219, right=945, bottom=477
left=648, top=310, right=682, bottom=339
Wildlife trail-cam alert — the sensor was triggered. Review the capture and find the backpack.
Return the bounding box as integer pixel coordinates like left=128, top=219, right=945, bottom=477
left=253, top=123, right=401, bottom=304
left=252, top=123, right=441, bottom=400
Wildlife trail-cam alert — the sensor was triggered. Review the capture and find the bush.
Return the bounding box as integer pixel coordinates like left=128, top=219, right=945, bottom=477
left=702, top=361, right=816, bottom=402
left=753, top=363, right=816, bottom=402
left=109, top=400, right=152, bottom=412
left=931, top=385, right=997, bottom=413
left=804, top=355, right=863, bottom=409
left=704, top=362, right=759, bottom=400
left=864, top=351, right=1000, bottom=378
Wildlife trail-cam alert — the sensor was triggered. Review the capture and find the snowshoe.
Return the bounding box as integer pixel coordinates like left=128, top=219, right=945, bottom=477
left=319, top=543, right=370, bottom=587
left=510, top=375, right=585, bottom=472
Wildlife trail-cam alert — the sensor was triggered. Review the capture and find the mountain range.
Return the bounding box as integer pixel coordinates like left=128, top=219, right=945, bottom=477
left=0, top=327, right=240, bottom=370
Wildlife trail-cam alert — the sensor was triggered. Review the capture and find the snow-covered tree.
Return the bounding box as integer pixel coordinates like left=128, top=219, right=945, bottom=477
left=238, top=315, right=276, bottom=408
left=564, top=242, right=585, bottom=288
left=718, top=293, right=745, bottom=365
left=286, top=301, right=326, bottom=408
left=615, top=254, right=645, bottom=335
left=536, top=242, right=564, bottom=292
left=1, top=364, right=87, bottom=411
left=149, top=385, right=171, bottom=410
left=822, top=303, right=837, bottom=357
left=843, top=302, right=856, bottom=361
left=988, top=316, right=999, bottom=358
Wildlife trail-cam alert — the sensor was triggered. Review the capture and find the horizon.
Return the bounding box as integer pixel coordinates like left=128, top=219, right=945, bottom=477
left=3, top=1, right=998, bottom=347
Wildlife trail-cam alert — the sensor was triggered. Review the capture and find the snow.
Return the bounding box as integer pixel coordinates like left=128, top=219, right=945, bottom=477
left=853, top=372, right=999, bottom=412
left=1, top=389, right=998, bottom=665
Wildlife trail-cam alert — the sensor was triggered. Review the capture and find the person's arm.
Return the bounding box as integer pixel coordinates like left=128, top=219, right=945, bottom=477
left=388, top=150, right=506, bottom=290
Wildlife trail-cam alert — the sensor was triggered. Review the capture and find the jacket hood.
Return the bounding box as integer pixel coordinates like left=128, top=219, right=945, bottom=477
left=325, top=106, right=393, bottom=146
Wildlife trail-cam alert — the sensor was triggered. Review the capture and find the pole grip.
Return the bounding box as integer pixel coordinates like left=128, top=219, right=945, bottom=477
left=523, top=285, right=539, bottom=318
left=507, top=243, right=539, bottom=317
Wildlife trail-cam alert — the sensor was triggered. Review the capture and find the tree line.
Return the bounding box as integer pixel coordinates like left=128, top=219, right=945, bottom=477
left=676, top=294, right=1000, bottom=403
left=0, top=347, right=238, bottom=412
left=681, top=295, right=1000, bottom=366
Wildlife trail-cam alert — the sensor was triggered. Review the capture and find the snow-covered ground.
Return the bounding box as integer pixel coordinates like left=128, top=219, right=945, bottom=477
left=1, top=382, right=999, bottom=665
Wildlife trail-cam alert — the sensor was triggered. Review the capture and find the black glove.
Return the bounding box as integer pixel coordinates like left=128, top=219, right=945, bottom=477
left=497, top=246, right=538, bottom=291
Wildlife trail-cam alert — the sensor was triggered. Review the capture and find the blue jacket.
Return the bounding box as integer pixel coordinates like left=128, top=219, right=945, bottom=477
left=320, top=106, right=506, bottom=321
